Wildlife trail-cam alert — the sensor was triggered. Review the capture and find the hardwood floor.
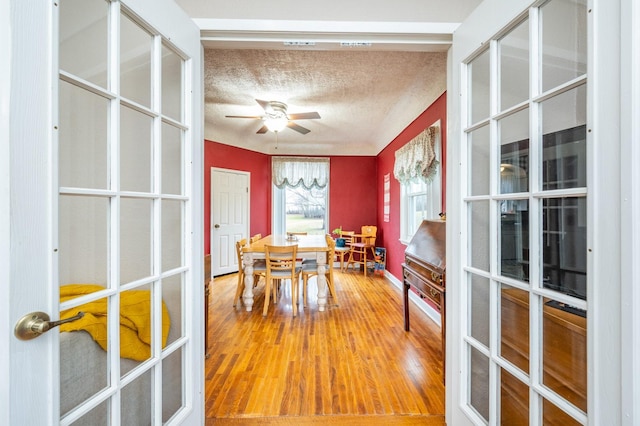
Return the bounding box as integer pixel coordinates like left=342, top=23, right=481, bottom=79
left=205, top=268, right=445, bottom=425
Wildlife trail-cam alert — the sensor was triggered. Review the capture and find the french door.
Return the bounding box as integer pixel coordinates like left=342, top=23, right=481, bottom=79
left=3, top=0, right=203, bottom=424
left=448, top=0, right=627, bottom=424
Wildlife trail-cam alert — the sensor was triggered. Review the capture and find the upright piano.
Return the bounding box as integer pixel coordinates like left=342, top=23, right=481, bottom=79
left=402, top=220, right=446, bottom=367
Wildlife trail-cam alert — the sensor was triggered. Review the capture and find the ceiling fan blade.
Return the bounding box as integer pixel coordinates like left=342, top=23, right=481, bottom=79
left=287, top=122, right=311, bottom=135
left=256, top=125, right=269, bottom=134
left=255, top=99, right=271, bottom=111
left=225, top=115, right=264, bottom=119
left=288, top=111, right=321, bottom=120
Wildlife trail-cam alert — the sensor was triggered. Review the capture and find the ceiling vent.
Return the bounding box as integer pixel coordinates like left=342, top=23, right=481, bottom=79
left=340, top=42, right=372, bottom=47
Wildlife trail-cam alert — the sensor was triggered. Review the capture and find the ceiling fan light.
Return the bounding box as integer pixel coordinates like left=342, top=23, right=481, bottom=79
left=264, top=116, right=288, bottom=132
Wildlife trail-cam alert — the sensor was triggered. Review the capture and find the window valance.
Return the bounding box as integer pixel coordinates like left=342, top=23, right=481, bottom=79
left=272, top=157, right=330, bottom=189
left=393, top=126, right=439, bottom=184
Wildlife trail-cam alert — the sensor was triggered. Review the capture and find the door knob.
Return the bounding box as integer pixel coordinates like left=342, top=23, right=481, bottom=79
left=214, top=224, right=220, bottom=228
left=14, top=311, right=85, bottom=341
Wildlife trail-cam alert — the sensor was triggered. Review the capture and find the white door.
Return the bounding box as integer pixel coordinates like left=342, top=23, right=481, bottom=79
left=2, top=0, right=203, bottom=424
left=448, top=0, right=625, bottom=425
left=211, top=168, right=249, bottom=276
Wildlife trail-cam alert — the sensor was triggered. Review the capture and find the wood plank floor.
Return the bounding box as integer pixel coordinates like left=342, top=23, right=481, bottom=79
left=205, top=268, right=445, bottom=425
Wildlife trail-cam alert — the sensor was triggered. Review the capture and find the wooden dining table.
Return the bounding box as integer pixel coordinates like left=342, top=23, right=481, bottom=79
left=241, top=234, right=330, bottom=313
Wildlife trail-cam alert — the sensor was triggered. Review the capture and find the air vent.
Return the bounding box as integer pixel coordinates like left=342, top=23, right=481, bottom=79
left=340, top=42, right=372, bottom=47
left=283, top=41, right=316, bottom=47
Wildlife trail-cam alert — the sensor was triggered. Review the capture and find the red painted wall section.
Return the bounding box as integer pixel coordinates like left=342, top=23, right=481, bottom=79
left=329, top=156, right=377, bottom=234
left=376, top=91, right=447, bottom=281
left=204, top=140, right=271, bottom=255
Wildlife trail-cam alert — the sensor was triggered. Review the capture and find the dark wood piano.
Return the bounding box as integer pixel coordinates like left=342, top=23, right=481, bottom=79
left=402, top=219, right=446, bottom=369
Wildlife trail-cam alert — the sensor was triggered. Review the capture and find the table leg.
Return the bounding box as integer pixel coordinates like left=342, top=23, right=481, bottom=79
left=316, top=252, right=328, bottom=311
left=242, top=253, right=255, bottom=311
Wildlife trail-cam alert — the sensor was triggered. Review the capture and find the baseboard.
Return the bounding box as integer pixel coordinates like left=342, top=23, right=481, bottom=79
left=385, top=271, right=442, bottom=327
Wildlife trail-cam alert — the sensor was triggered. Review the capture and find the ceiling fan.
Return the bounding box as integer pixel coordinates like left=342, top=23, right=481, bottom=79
left=225, top=99, right=321, bottom=135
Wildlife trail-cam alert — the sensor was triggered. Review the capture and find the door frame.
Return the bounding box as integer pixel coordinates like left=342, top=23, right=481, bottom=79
left=2, top=0, right=204, bottom=424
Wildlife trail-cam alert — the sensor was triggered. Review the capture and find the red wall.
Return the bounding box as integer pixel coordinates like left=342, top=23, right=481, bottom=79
left=376, top=91, right=447, bottom=280
left=204, top=91, right=446, bottom=281
left=204, top=141, right=271, bottom=254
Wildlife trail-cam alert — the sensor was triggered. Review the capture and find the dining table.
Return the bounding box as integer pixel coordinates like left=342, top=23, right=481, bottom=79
left=241, top=234, right=330, bottom=312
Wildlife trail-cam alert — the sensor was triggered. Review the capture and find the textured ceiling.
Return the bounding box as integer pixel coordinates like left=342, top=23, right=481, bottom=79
left=204, top=49, right=447, bottom=156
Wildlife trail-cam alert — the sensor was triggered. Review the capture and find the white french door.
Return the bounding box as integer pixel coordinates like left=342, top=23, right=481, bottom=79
left=2, top=0, right=203, bottom=424
left=448, top=0, right=626, bottom=425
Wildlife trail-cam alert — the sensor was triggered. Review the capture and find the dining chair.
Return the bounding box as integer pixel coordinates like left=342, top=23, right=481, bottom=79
left=263, top=244, right=302, bottom=317
left=345, top=225, right=377, bottom=277
left=233, top=238, right=266, bottom=307
left=301, top=234, right=337, bottom=307
left=334, top=230, right=355, bottom=272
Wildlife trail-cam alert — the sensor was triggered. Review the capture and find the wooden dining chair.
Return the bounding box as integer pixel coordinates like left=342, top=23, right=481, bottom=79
left=345, top=225, right=377, bottom=277
left=233, top=238, right=266, bottom=307
left=334, top=230, right=355, bottom=272
left=301, top=234, right=337, bottom=307
left=263, top=244, right=302, bottom=317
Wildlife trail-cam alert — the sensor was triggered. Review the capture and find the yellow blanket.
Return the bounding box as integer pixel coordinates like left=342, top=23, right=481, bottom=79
left=60, top=284, right=171, bottom=362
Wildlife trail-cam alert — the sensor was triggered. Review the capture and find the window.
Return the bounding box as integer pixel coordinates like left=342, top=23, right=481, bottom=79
left=272, top=157, right=329, bottom=235
left=396, top=124, right=442, bottom=242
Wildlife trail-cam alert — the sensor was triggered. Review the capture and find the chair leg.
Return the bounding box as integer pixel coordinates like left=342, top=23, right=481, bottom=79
left=292, top=277, right=298, bottom=317
left=233, top=271, right=245, bottom=307
left=263, top=279, right=272, bottom=316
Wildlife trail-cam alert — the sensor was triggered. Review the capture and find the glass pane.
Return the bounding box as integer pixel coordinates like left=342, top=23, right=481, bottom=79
left=121, top=105, right=152, bottom=192
left=120, top=13, right=152, bottom=107
left=120, top=287, right=152, bottom=366
left=469, top=49, right=491, bottom=124
left=469, top=125, right=491, bottom=196
left=500, top=367, right=529, bottom=425
left=542, top=296, right=587, bottom=413
left=285, top=186, right=327, bottom=235
left=59, top=195, right=108, bottom=289
left=469, top=201, right=490, bottom=271
left=541, top=85, right=587, bottom=191
left=59, top=295, right=109, bottom=417
left=162, top=122, right=183, bottom=195
left=162, top=200, right=183, bottom=272
left=500, top=200, right=529, bottom=281
left=120, top=198, right=152, bottom=284
left=542, top=197, right=587, bottom=300
left=70, top=399, right=109, bottom=425
left=500, top=284, right=529, bottom=374
left=500, top=19, right=529, bottom=111
left=59, top=81, right=109, bottom=189
left=499, top=108, right=529, bottom=194
left=121, top=369, right=152, bottom=424
left=59, top=0, right=108, bottom=88
left=542, top=398, right=583, bottom=425
left=541, top=0, right=588, bottom=92
left=162, top=45, right=183, bottom=121
left=469, top=274, right=490, bottom=347
left=162, top=347, right=184, bottom=422
left=469, top=345, right=490, bottom=421
left=163, top=273, right=183, bottom=346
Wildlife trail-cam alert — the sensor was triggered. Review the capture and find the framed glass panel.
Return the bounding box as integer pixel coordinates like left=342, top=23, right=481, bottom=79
left=162, top=200, right=183, bottom=272
left=499, top=108, right=529, bottom=194
left=59, top=0, right=108, bottom=88
left=121, top=105, right=152, bottom=193
left=541, top=0, right=588, bottom=93
left=59, top=81, right=109, bottom=190
left=120, top=197, right=152, bottom=284
left=469, top=125, right=491, bottom=196
left=469, top=345, right=490, bottom=421
left=542, top=197, right=587, bottom=300
left=499, top=200, right=529, bottom=281
left=469, top=274, right=490, bottom=347
left=162, top=122, right=183, bottom=195
left=500, top=284, right=529, bottom=373
left=163, top=273, right=183, bottom=346
left=120, top=13, right=152, bottom=107
left=500, top=19, right=529, bottom=111
left=121, top=370, right=152, bottom=424
left=500, top=367, right=529, bottom=425
left=162, top=45, right=183, bottom=121
left=162, top=347, right=184, bottom=422
left=542, top=398, right=582, bottom=426
left=59, top=195, right=108, bottom=290
left=469, top=201, right=490, bottom=272
left=469, top=49, right=491, bottom=125
left=120, top=286, right=152, bottom=367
